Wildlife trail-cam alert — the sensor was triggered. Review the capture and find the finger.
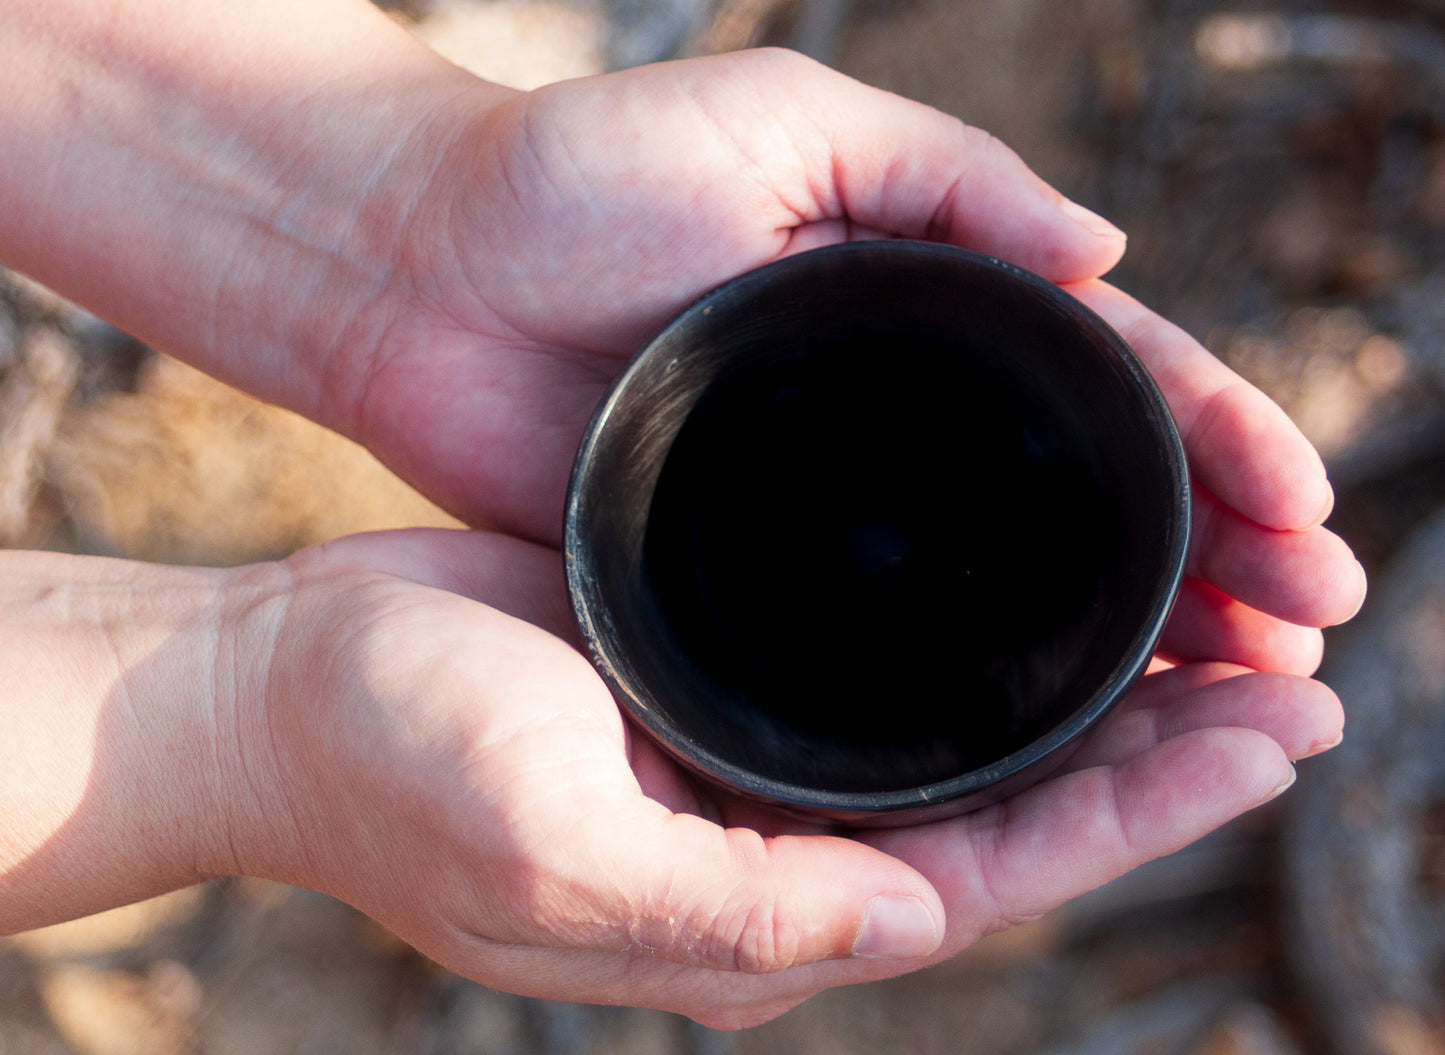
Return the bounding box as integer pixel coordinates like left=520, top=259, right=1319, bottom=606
left=627, top=725, right=847, bottom=841
left=1189, top=486, right=1367, bottom=626
left=620, top=734, right=827, bottom=841
left=1068, top=280, right=1333, bottom=531
left=429, top=922, right=884, bottom=1030
left=864, top=726, right=1294, bottom=956
left=762, top=51, right=1126, bottom=282
left=1122, top=660, right=1253, bottom=703
left=422, top=726, right=1305, bottom=1027
left=779, top=217, right=896, bottom=256
left=1066, top=665, right=1344, bottom=770
left=1160, top=577, right=1325, bottom=676
left=626, top=731, right=715, bottom=821
left=477, top=795, right=944, bottom=976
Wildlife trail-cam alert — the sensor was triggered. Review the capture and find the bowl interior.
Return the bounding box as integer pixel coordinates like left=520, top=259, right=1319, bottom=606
left=566, top=243, right=1187, bottom=812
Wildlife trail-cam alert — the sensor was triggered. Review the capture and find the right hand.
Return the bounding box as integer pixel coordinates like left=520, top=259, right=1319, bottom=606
left=219, top=528, right=1343, bottom=1029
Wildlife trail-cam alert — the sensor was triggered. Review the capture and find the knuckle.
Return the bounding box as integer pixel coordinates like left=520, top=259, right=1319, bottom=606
left=741, top=45, right=824, bottom=80
left=954, top=122, right=1019, bottom=171
left=679, top=830, right=807, bottom=973
left=1120, top=312, right=1199, bottom=388
left=718, top=897, right=803, bottom=974
left=967, top=802, right=1037, bottom=932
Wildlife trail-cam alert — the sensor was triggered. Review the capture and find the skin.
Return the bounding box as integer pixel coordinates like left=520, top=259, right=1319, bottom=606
left=0, top=0, right=1365, bottom=1029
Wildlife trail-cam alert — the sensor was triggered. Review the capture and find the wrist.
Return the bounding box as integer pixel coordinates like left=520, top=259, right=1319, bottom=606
left=0, top=554, right=290, bottom=931
left=0, top=0, right=514, bottom=424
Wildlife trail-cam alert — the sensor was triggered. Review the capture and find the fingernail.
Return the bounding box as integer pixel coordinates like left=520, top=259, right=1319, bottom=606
left=1305, top=730, right=1344, bottom=757
left=1061, top=198, right=1126, bottom=240
left=1267, top=765, right=1298, bottom=802
left=1345, top=561, right=1368, bottom=622
left=853, top=896, right=940, bottom=960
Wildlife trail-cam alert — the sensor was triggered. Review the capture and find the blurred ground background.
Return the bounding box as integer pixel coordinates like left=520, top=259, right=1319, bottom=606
left=3, top=0, right=1445, bottom=1052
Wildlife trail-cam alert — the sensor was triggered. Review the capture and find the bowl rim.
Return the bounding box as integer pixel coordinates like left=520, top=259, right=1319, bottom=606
left=563, top=239, right=1191, bottom=818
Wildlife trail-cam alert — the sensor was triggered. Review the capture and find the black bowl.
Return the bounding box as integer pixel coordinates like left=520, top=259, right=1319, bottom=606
left=564, top=241, right=1189, bottom=826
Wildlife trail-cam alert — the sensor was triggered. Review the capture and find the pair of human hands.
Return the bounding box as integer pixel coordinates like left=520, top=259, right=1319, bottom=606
left=0, top=26, right=1345, bottom=1027
left=170, top=46, right=1367, bottom=1027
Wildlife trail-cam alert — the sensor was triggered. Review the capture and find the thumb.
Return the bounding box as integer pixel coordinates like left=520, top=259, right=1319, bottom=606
left=771, top=51, right=1127, bottom=282
left=528, top=800, right=945, bottom=972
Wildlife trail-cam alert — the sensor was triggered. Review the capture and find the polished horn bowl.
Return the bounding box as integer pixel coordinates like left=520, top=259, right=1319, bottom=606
left=564, top=241, right=1189, bottom=826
